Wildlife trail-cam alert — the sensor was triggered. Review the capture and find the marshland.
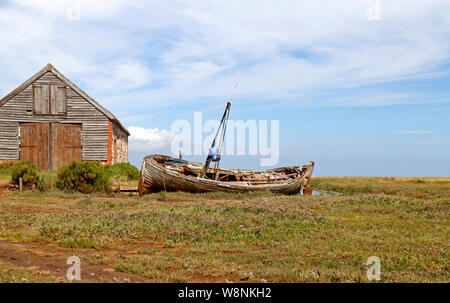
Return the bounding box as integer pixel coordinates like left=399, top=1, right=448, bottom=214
left=0, top=163, right=448, bottom=283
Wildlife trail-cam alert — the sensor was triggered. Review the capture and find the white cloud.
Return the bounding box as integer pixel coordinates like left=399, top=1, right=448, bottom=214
left=128, top=126, right=176, bottom=152
left=89, top=60, right=153, bottom=90
left=1, top=0, right=450, bottom=111
left=11, top=0, right=129, bottom=19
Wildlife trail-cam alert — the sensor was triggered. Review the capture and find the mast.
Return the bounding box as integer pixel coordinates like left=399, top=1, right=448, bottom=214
left=198, top=83, right=238, bottom=178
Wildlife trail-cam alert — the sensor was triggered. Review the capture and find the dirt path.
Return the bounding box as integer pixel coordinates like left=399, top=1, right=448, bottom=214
left=0, top=239, right=151, bottom=283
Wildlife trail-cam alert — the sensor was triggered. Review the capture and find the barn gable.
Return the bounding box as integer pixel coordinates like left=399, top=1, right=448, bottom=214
left=0, top=64, right=129, bottom=168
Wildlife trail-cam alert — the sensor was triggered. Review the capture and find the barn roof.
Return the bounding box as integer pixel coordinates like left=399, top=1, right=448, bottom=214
left=0, top=64, right=129, bottom=135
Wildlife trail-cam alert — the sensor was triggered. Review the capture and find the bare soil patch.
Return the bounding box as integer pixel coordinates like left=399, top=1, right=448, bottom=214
left=0, top=184, right=18, bottom=194
left=0, top=239, right=150, bottom=283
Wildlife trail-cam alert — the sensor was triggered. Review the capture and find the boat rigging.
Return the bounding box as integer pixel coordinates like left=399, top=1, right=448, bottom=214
left=198, top=83, right=238, bottom=179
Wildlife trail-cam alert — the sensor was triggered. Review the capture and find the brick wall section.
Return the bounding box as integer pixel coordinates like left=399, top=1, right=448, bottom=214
left=112, top=121, right=128, bottom=164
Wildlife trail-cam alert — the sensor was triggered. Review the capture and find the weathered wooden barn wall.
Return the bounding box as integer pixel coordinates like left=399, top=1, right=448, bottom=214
left=0, top=121, right=19, bottom=160
left=0, top=64, right=130, bottom=168
left=0, top=71, right=109, bottom=161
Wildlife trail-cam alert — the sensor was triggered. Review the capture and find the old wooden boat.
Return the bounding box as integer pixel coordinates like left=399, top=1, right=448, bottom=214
left=138, top=85, right=315, bottom=195
left=138, top=154, right=315, bottom=195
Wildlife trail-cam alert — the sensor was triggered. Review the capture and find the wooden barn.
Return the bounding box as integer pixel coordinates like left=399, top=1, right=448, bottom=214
left=0, top=64, right=129, bottom=170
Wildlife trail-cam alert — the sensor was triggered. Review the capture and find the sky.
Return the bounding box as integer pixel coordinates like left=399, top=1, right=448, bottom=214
left=0, top=0, right=449, bottom=176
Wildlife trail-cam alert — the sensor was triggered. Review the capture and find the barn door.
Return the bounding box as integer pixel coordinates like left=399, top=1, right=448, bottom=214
left=20, top=123, right=82, bottom=170
left=51, top=123, right=82, bottom=171
left=20, top=123, right=50, bottom=170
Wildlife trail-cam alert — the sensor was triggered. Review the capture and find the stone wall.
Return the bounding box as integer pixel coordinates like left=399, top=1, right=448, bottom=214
left=112, top=122, right=128, bottom=164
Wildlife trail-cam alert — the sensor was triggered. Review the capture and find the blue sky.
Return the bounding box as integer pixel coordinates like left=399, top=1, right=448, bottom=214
left=0, top=0, right=449, bottom=176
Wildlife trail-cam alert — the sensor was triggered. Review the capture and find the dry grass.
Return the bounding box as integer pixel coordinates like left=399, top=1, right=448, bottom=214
left=0, top=178, right=448, bottom=283
left=0, top=174, right=11, bottom=185
left=311, top=176, right=450, bottom=200
left=0, top=260, right=59, bottom=283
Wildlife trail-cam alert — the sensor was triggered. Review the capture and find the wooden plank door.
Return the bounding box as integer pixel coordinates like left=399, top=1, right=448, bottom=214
left=20, top=123, right=50, bottom=170
left=51, top=123, right=82, bottom=170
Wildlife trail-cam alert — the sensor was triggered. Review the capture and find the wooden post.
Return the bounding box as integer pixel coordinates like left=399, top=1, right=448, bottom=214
left=118, top=178, right=121, bottom=194
left=19, top=177, right=23, bottom=192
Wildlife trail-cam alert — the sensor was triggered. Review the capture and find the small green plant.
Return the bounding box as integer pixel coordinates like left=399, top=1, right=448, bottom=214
left=56, top=161, right=111, bottom=193
left=106, top=163, right=140, bottom=181
left=11, top=161, right=41, bottom=188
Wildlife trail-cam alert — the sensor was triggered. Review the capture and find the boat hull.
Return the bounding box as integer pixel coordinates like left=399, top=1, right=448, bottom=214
left=138, top=155, right=314, bottom=195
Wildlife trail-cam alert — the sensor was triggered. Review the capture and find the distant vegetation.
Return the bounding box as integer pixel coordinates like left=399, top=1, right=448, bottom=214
left=310, top=176, right=450, bottom=200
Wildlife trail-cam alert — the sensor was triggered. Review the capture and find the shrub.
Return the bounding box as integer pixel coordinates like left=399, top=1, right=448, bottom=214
left=11, top=161, right=40, bottom=188
left=106, top=162, right=140, bottom=181
left=0, top=162, right=15, bottom=174
left=56, top=161, right=111, bottom=193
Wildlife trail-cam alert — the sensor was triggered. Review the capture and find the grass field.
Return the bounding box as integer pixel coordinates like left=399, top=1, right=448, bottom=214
left=0, top=177, right=448, bottom=283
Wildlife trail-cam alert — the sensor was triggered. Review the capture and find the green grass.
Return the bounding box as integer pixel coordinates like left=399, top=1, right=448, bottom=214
left=0, top=180, right=448, bottom=282
left=0, top=162, right=14, bottom=184
left=0, top=262, right=58, bottom=283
